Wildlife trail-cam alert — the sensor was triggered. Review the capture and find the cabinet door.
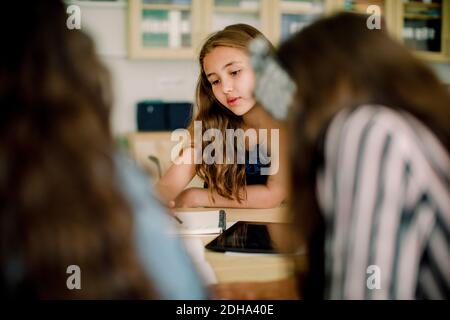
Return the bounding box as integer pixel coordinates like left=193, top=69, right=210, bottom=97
left=128, top=0, right=203, bottom=59
left=202, top=0, right=271, bottom=40
left=339, top=0, right=387, bottom=14
left=126, top=132, right=177, bottom=181
left=334, top=0, right=396, bottom=32
left=272, top=0, right=327, bottom=44
left=394, top=0, right=450, bottom=62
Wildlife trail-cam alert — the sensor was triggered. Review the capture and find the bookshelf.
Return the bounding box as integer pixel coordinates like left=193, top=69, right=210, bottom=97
left=128, top=0, right=450, bottom=61
left=393, top=0, right=450, bottom=62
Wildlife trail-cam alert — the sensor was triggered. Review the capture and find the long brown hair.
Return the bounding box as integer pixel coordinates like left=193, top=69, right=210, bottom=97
left=191, top=24, right=274, bottom=202
left=276, top=12, right=450, bottom=296
left=0, top=1, right=152, bottom=298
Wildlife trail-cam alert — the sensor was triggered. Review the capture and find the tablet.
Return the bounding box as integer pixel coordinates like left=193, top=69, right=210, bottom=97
left=204, top=221, right=288, bottom=254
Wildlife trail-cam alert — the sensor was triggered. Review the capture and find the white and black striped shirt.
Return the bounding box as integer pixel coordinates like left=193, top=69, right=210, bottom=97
left=317, top=105, right=450, bottom=299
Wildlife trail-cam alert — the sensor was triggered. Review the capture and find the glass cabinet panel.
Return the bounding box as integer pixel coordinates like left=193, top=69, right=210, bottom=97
left=279, top=0, right=325, bottom=41
left=141, top=0, right=193, bottom=49
left=215, top=0, right=260, bottom=8
left=212, top=0, right=262, bottom=31
left=341, top=0, right=386, bottom=14
left=339, top=0, right=394, bottom=31
left=142, top=0, right=191, bottom=3
left=128, top=0, right=449, bottom=60
left=402, top=0, right=444, bottom=53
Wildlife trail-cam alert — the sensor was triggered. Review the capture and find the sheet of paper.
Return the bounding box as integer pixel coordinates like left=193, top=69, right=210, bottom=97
left=177, top=227, right=222, bottom=235
left=174, top=210, right=226, bottom=235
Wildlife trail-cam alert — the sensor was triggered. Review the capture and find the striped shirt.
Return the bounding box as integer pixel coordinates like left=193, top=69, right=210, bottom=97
left=316, top=105, right=450, bottom=299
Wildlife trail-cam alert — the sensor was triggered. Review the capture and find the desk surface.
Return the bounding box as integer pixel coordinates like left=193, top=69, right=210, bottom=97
left=178, top=206, right=306, bottom=283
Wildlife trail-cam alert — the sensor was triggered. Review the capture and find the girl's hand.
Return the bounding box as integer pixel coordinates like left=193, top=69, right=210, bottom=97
left=174, top=188, right=205, bottom=208
left=166, top=200, right=176, bottom=215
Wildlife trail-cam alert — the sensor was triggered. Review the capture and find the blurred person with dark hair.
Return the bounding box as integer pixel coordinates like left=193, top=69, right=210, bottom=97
left=279, top=13, right=449, bottom=300
left=214, top=12, right=449, bottom=300
left=0, top=1, right=206, bottom=299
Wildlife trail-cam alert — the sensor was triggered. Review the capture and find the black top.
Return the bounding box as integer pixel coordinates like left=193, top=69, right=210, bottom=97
left=204, top=144, right=270, bottom=187
left=244, top=144, right=270, bottom=185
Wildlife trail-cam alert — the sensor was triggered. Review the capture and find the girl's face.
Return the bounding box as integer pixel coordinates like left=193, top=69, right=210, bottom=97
left=203, top=46, right=256, bottom=116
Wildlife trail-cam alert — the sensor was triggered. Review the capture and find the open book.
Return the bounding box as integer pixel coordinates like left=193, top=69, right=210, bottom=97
left=174, top=210, right=226, bottom=235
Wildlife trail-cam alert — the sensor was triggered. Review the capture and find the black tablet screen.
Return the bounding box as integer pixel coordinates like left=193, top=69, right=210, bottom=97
left=205, top=221, right=286, bottom=254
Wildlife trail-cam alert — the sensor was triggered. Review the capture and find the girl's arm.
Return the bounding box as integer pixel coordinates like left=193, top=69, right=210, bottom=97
left=175, top=129, right=288, bottom=209
left=155, top=147, right=196, bottom=207
left=175, top=180, right=285, bottom=208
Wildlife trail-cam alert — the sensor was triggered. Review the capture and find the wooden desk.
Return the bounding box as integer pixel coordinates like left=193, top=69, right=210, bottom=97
left=178, top=206, right=305, bottom=284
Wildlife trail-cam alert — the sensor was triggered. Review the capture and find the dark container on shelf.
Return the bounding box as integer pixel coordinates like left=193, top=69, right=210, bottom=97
left=137, top=100, right=192, bottom=131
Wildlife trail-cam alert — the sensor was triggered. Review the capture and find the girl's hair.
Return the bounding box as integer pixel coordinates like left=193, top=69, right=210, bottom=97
left=276, top=12, right=450, bottom=297
left=190, top=24, right=273, bottom=202
left=0, top=1, right=152, bottom=298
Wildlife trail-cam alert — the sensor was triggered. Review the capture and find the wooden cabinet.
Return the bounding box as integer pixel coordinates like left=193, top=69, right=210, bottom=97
left=128, top=0, right=450, bottom=61
left=326, top=0, right=449, bottom=62
left=128, top=0, right=271, bottom=59
left=393, top=0, right=450, bottom=62
left=207, top=0, right=271, bottom=35
left=271, top=0, right=329, bottom=44
left=126, top=131, right=176, bottom=180
left=125, top=131, right=204, bottom=187
left=333, top=0, right=397, bottom=32
left=128, top=0, right=204, bottom=59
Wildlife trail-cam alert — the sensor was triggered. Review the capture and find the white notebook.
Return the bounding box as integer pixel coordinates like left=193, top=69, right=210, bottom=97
left=174, top=210, right=226, bottom=235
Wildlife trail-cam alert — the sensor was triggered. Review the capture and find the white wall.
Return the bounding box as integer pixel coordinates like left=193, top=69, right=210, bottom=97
left=73, top=0, right=199, bottom=135
left=103, top=57, right=198, bottom=135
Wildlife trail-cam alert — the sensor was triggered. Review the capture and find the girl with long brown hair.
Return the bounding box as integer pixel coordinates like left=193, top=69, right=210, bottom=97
left=156, top=24, right=288, bottom=209
left=0, top=0, right=206, bottom=299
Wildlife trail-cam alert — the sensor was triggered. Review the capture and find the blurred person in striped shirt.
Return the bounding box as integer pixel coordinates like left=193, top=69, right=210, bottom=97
left=276, top=13, right=450, bottom=300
